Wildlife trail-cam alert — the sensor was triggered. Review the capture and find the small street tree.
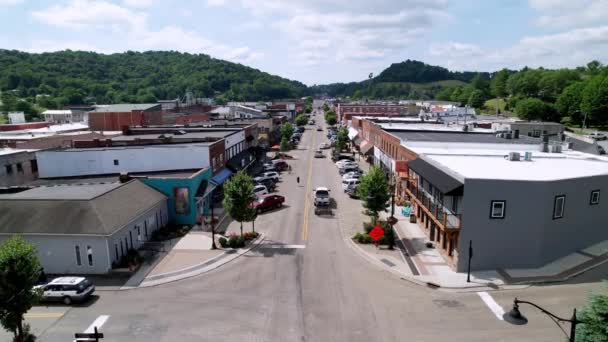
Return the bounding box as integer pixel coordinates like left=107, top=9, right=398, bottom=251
left=295, top=114, right=308, bottom=126
left=357, top=166, right=390, bottom=224
left=280, top=122, right=294, bottom=141
left=280, top=136, right=291, bottom=151
left=335, top=127, right=349, bottom=152
left=575, top=284, right=608, bottom=341
left=0, top=236, right=41, bottom=342
left=222, top=171, right=256, bottom=237
left=243, top=205, right=258, bottom=233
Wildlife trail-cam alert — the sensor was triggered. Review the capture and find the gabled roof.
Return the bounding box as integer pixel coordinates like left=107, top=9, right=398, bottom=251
left=0, top=180, right=166, bottom=236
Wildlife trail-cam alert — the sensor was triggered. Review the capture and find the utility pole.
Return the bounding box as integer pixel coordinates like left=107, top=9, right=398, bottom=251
left=210, top=192, right=217, bottom=250
left=467, top=240, right=473, bottom=282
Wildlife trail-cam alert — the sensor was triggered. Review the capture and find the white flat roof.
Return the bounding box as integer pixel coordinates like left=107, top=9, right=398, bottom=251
left=0, top=148, right=39, bottom=156
left=421, top=149, right=608, bottom=181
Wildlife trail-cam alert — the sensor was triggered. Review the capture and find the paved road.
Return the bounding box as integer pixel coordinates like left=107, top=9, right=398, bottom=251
left=11, top=110, right=607, bottom=341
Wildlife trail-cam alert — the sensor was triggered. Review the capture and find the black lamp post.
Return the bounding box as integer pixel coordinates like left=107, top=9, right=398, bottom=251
left=386, top=178, right=397, bottom=250
left=210, top=191, right=217, bottom=250
left=503, top=298, right=586, bottom=342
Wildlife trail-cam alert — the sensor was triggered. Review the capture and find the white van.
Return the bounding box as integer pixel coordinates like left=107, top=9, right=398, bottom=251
left=342, top=178, right=360, bottom=191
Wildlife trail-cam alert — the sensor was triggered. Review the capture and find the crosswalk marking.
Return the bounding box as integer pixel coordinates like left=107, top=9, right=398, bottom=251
left=478, top=292, right=505, bottom=320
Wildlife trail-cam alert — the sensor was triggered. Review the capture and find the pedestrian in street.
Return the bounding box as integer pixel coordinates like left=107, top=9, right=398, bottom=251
left=297, top=176, right=300, bottom=185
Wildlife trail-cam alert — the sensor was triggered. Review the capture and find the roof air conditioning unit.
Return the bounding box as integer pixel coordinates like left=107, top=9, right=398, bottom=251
left=524, top=152, right=533, bottom=161
left=508, top=152, right=521, bottom=161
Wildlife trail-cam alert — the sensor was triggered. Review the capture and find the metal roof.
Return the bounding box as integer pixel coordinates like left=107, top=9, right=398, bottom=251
left=0, top=180, right=166, bottom=236
left=388, top=130, right=540, bottom=144
left=93, top=104, right=160, bottom=112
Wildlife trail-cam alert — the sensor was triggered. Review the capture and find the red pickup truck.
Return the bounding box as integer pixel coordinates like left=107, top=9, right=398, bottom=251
left=251, top=194, right=285, bottom=213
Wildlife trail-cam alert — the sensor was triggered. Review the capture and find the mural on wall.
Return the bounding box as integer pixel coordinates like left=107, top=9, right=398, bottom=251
left=174, top=187, right=190, bottom=215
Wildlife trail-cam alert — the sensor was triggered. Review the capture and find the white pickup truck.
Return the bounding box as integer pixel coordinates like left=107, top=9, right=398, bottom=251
left=313, top=187, right=331, bottom=207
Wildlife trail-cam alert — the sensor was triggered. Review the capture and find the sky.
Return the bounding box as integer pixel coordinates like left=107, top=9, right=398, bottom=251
left=0, top=0, right=607, bottom=85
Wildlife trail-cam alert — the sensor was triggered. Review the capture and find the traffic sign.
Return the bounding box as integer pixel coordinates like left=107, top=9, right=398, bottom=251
left=369, top=225, right=384, bottom=241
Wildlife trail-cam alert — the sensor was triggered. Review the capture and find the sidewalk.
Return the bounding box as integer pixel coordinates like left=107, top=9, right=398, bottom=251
left=347, top=206, right=608, bottom=291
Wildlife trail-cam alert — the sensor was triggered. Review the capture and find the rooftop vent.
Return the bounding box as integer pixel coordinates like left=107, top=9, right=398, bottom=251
left=506, top=152, right=521, bottom=161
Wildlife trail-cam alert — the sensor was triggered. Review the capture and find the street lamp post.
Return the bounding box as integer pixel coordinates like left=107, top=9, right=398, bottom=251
left=386, top=178, right=397, bottom=250
left=503, top=298, right=586, bottom=342
left=210, top=192, right=217, bottom=250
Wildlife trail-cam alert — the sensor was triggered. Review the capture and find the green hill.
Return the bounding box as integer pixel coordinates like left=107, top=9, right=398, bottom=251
left=0, top=50, right=307, bottom=109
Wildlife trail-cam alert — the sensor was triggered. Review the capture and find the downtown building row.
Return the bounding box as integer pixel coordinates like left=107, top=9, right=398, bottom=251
left=0, top=121, right=264, bottom=275
left=350, top=116, right=608, bottom=272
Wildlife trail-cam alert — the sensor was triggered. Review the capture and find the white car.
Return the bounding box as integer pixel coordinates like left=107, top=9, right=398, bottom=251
left=342, top=172, right=361, bottom=180
left=586, top=132, right=607, bottom=141
left=313, top=187, right=331, bottom=206
left=336, top=160, right=357, bottom=167
left=253, top=184, right=269, bottom=197
left=263, top=171, right=280, bottom=182
left=342, top=178, right=361, bottom=191
left=35, top=277, right=95, bottom=305
left=319, top=142, right=331, bottom=149
left=337, top=162, right=358, bottom=170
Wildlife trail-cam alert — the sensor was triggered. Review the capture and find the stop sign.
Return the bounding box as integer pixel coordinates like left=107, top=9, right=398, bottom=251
left=369, top=225, right=384, bottom=241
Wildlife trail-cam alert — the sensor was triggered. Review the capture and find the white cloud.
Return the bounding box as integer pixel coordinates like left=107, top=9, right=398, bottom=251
left=427, top=26, right=608, bottom=71
left=30, top=0, right=262, bottom=64
left=530, top=0, right=608, bottom=28
left=0, top=0, right=24, bottom=5
left=122, top=0, right=158, bottom=8
left=206, top=0, right=226, bottom=7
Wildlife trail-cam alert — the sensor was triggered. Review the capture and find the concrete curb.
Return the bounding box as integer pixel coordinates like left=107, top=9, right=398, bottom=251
left=119, top=233, right=266, bottom=290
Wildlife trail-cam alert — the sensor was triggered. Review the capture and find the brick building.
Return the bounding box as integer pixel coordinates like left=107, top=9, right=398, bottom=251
left=335, top=103, right=417, bottom=123
left=89, top=104, right=163, bottom=131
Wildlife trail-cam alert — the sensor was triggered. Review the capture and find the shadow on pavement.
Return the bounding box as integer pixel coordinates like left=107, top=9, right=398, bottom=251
left=36, top=295, right=100, bottom=308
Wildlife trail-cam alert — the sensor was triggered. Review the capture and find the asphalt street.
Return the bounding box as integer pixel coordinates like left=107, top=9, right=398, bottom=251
left=7, top=110, right=607, bottom=342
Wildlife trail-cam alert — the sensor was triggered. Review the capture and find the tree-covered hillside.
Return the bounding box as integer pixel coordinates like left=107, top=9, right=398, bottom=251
left=0, top=50, right=307, bottom=115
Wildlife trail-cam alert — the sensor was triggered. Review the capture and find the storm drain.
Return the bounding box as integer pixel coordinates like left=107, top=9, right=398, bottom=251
left=380, top=258, right=396, bottom=267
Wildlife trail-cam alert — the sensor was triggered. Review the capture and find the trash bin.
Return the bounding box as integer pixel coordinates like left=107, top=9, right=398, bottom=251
left=409, top=214, right=417, bottom=223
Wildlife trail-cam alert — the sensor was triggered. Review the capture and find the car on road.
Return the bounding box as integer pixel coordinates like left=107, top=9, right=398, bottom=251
left=256, top=178, right=276, bottom=192
left=314, top=150, right=324, bottom=158
left=586, top=132, right=607, bottom=141
left=313, top=187, right=331, bottom=207
left=35, top=277, right=95, bottom=305
left=317, top=126, right=323, bottom=131
left=253, top=184, right=269, bottom=197
left=339, top=166, right=361, bottom=175
left=251, top=194, right=285, bottom=213
left=319, top=142, right=331, bottom=149
left=272, top=160, right=289, bottom=171
left=342, top=178, right=360, bottom=191
left=345, top=184, right=359, bottom=199
left=263, top=171, right=280, bottom=182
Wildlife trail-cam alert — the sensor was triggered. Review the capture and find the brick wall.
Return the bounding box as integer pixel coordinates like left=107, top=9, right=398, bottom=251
left=89, top=111, right=163, bottom=131
left=209, top=140, right=226, bottom=174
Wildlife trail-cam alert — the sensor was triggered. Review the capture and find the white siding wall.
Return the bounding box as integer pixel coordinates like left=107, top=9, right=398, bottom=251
left=224, top=131, right=245, bottom=150
left=36, top=145, right=210, bottom=178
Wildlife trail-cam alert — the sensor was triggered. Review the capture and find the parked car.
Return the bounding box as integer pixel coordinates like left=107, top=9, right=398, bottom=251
left=313, top=187, right=331, bottom=207
left=335, top=155, right=355, bottom=162
left=273, top=160, right=289, bottom=171
left=253, top=184, right=269, bottom=197
left=336, top=160, right=358, bottom=167
left=35, top=277, right=95, bottom=305
left=339, top=166, right=361, bottom=175
left=342, top=178, right=361, bottom=191
left=319, top=142, right=331, bottom=149
left=317, top=126, right=323, bottom=131
left=252, top=194, right=285, bottom=213
left=345, top=184, right=359, bottom=198
left=256, top=178, right=276, bottom=192
left=293, top=132, right=303, bottom=139
left=342, top=172, right=361, bottom=180
left=263, top=171, right=280, bottom=182
left=296, top=127, right=305, bottom=133
left=586, top=132, right=607, bottom=141
left=314, top=150, right=324, bottom=158
left=263, top=165, right=277, bottom=172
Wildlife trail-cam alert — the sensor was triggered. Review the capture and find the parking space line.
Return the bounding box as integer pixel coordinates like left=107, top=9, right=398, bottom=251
left=84, top=315, right=110, bottom=333
left=301, top=127, right=316, bottom=241
left=477, top=292, right=505, bottom=321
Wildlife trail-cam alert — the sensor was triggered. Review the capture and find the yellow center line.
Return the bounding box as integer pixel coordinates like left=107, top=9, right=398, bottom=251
left=24, top=312, right=64, bottom=319
left=301, top=126, right=317, bottom=241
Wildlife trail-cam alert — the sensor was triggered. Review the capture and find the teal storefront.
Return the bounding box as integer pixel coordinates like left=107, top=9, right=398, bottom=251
left=140, top=168, right=214, bottom=225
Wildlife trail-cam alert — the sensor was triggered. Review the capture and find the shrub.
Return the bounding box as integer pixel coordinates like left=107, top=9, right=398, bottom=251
left=228, top=235, right=239, bottom=248
left=353, top=232, right=373, bottom=244
left=237, top=236, right=246, bottom=247
left=219, top=237, right=228, bottom=248
left=243, top=231, right=260, bottom=241
left=363, top=222, right=374, bottom=234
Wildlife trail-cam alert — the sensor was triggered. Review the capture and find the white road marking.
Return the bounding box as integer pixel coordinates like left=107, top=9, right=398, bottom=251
left=477, top=292, right=505, bottom=321
left=260, top=244, right=306, bottom=249
left=84, top=315, right=110, bottom=333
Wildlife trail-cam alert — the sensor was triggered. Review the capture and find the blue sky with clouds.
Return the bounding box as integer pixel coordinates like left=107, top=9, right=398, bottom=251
left=1, top=0, right=607, bottom=85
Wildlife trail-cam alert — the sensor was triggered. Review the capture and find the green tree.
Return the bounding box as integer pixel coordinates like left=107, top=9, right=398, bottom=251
left=575, top=284, right=608, bottom=342
left=0, top=236, right=42, bottom=341
left=222, top=171, right=255, bottom=237
left=490, top=69, right=509, bottom=98
left=581, top=74, right=608, bottom=125
left=325, top=112, right=337, bottom=126
left=556, top=82, right=586, bottom=124
left=586, top=60, right=603, bottom=75
left=357, top=166, right=390, bottom=224
left=515, top=98, right=557, bottom=121
left=295, top=114, right=308, bottom=126
left=450, top=86, right=463, bottom=103
left=280, top=136, right=291, bottom=151
left=470, top=73, right=490, bottom=95
left=467, top=89, right=485, bottom=109
left=435, top=87, right=455, bottom=101
left=335, top=128, right=348, bottom=152
left=280, top=122, right=294, bottom=141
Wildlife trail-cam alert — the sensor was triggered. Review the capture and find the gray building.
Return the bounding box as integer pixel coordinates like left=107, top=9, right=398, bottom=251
left=0, top=180, right=168, bottom=274
left=0, top=148, right=39, bottom=187
left=404, top=147, right=608, bottom=272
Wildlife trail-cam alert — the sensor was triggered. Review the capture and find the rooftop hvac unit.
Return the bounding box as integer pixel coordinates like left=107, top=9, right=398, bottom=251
left=508, top=152, right=521, bottom=161
left=505, top=132, right=512, bottom=139
left=540, top=142, right=548, bottom=152
left=524, top=152, right=533, bottom=161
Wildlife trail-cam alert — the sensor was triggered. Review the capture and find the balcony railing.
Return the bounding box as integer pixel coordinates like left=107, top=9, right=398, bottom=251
left=405, top=180, right=461, bottom=230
